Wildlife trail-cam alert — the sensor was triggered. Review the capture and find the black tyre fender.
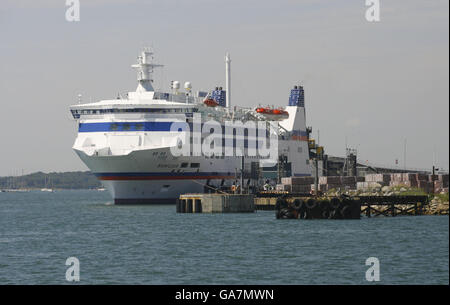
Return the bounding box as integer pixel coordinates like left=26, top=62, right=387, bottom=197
left=330, top=197, right=341, bottom=209
left=341, top=205, right=352, bottom=218
left=319, top=199, right=330, bottom=211
left=306, top=198, right=316, bottom=209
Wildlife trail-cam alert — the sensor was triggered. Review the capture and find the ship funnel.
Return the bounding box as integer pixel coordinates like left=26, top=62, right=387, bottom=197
left=289, top=85, right=305, bottom=107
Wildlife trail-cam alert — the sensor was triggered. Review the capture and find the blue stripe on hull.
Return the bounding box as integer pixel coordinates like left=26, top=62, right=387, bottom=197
left=94, top=171, right=235, bottom=181
left=78, top=122, right=308, bottom=137
left=79, top=122, right=173, bottom=132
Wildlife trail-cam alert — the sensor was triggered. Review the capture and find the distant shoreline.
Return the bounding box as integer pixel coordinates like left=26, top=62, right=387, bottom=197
left=1, top=188, right=105, bottom=192
left=0, top=171, right=102, bottom=190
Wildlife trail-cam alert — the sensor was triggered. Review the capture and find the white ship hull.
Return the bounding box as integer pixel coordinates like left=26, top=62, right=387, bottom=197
left=75, top=137, right=309, bottom=204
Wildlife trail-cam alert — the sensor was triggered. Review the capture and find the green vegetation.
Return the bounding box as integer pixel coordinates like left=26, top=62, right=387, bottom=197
left=0, top=171, right=101, bottom=190
left=390, top=186, right=428, bottom=196
left=434, top=193, right=449, bottom=203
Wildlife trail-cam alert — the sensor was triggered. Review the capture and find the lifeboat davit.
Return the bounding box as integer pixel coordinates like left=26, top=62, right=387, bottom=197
left=255, top=107, right=289, bottom=120
left=203, top=98, right=219, bottom=107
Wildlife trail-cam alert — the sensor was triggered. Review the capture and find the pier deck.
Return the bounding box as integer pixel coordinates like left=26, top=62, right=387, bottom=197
left=177, top=194, right=254, bottom=213
left=255, top=194, right=429, bottom=218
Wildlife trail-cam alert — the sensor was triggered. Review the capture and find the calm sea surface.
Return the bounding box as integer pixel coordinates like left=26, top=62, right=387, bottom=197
left=0, top=190, right=448, bottom=284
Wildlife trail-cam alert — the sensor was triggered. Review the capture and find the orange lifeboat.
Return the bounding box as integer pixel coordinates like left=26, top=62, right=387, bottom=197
left=272, top=109, right=285, bottom=115
left=256, top=107, right=269, bottom=114
left=203, top=98, right=219, bottom=107
left=255, top=107, right=289, bottom=120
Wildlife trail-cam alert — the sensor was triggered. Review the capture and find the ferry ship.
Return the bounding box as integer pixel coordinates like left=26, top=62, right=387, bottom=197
left=70, top=49, right=311, bottom=204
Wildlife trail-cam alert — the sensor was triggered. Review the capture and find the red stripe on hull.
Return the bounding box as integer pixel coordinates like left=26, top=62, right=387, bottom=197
left=99, top=175, right=235, bottom=181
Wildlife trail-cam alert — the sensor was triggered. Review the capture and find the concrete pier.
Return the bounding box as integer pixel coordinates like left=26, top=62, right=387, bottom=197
left=177, top=194, right=254, bottom=213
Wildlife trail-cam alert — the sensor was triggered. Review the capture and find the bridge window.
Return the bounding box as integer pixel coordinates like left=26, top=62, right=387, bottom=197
left=74, top=107, right=199, bottom=116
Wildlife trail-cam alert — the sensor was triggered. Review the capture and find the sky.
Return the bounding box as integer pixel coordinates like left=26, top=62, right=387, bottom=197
left=0, top=0, right=448, bottom=176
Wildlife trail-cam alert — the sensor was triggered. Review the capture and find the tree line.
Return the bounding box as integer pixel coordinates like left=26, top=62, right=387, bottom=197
left=0, top=171, right=102, bottom=190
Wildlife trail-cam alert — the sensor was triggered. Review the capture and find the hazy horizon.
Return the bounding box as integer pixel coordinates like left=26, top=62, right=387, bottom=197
left=0, top=0, right=448, bottom=176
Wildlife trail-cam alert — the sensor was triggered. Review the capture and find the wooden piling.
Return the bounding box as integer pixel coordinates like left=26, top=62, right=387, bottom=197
left=186, top=199, right=193, bottom=213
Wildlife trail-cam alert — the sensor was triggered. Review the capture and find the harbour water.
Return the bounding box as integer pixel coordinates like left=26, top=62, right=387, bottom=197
left=0, top=190, right=448, bottom=284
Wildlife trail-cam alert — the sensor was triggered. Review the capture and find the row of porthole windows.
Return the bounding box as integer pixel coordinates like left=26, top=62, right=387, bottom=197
left=72, top=108, right=198, bottom=116
left=109, top=123, right=143, bottom=131
left=180, top=163, right=200, bottom=168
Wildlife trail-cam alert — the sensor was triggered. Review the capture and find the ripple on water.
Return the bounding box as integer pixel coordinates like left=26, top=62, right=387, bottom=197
left=0, top=190, right=448, bottom=284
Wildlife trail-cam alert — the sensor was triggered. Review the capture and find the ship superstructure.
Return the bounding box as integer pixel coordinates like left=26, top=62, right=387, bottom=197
left=70, top=49, right=311, bottom=204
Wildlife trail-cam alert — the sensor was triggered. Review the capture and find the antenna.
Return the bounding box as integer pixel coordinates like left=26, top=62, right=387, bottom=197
left=433, top=144, right=437, bottom=167
left=403, top=138, right=407, bottom=170
left=225, top=53, right=231, bottom=109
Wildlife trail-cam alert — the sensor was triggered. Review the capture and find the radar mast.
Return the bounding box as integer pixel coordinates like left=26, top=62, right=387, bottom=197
left=131, top=48, right=163, bottom=92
